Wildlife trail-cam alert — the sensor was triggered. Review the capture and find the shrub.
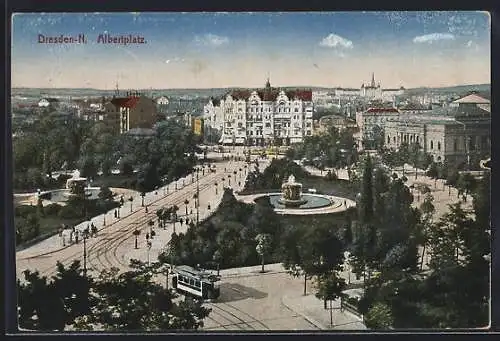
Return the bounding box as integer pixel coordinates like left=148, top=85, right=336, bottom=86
left=44, top=203, right=62, bottom=216
left=58, top=205, right=81, bottom=219
left=15, top=205, right=37, bottom=218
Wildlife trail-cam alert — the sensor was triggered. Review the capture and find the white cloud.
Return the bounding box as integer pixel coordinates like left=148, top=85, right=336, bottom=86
left=319, top=33, right=353, bottom=49
left=194, top=33, right=229, bottom=47
left=413, top=33, right=455, bottom=43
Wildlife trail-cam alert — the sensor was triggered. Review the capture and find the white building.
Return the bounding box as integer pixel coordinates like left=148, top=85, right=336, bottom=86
left=38, top=98, right=60, bottom=108
left=334, top=73, right=405, bottom=101
left=203, top=79, right=314, bottom=146
left=155, top=96, right=169, bottom=105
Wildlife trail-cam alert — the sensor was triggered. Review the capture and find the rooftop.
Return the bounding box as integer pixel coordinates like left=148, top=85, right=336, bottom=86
left=452, top=93, right=490, bottom=104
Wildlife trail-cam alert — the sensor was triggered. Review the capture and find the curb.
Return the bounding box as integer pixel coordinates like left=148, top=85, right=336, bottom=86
left=281, top=295, right=326, bottom=330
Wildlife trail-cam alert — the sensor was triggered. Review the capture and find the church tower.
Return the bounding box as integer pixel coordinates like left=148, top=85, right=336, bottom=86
left=371, top=72, right=375, bottom=88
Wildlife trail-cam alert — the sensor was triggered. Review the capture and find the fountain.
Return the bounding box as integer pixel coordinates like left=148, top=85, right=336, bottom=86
left=66, top=170, right=89, bottom=194
left=236, top=173, right=355, bottom=215
left=278, top=175, right=308, bottom=207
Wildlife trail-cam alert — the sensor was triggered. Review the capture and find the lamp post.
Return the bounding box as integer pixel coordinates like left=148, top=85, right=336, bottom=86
left=196, top=168, right=200, bottom=225
left=82, top=229, right=89, bottom=276
left=146, top=239, right=152, bottom=265
left=133, top=229, right=140, bottom=249
left=129, top=196, right=133, bottom=213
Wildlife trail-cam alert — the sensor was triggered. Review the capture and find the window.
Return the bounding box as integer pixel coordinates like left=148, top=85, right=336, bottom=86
left=393, top=136, right=396, bottom=143
left=454, top=139, right=458, bottom=152
left=437, top=142, right=441, bottom=151
left=430, top=140, right=434, bottom=150
left=195, top=280, right=200, bottom=288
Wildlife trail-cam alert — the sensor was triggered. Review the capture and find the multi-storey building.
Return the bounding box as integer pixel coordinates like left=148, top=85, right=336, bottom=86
left=384, top=93, right=490, bottom=169
left=333, top=73, right=405, bottom=101
left=355, top=107, right=400, bottom=149
left=203, top=80, right=314, bottom=146
left=104, top=92, right=158, bottom=134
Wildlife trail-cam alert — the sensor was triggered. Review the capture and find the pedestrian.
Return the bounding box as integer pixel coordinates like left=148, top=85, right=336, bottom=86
left=72, top=226, right=76, bottom=233
left=114, top=209, right=117, bottom=218
left=145, top=206, right=148, bottom=213
left=180, top=218, right=184, bottom=225
left=62, top=235, right=66, bottom=246
left=208, top=203, right=211, bottom=210
left=146, top=233, right=150, bottom=240
left=91, top=224, right=98, bottom=237
left=58, top=228, right=63, bottom=237
left=344, top=200, right=346, bottom=207
left=190, top=209, right=193, bottom=215
left=75, top=232, right=79, bottom=244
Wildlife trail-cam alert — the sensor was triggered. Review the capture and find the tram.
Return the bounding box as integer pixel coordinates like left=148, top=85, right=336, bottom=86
left=172, top=265, right=221, bottom=300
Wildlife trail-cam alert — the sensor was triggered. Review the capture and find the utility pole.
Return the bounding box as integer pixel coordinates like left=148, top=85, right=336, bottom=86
left=83, top=231, right=88, bottom=276
left=196, top=168, right=200, bottom=225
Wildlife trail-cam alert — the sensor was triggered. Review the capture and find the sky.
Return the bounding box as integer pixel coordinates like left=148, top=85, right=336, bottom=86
left=11, top=11, right=491, bottom=89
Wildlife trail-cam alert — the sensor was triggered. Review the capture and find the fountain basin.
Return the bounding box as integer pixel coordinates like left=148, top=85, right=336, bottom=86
left=257, top=193, right=333, bottom=210
left=38, top=187, right=102, bottom=203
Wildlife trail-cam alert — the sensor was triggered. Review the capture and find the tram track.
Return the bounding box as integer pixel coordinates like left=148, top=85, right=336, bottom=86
left=90, top=179, right=217, bottom=272
left=205, top=303, right=255, bottom=330
left=32, top=169, right=233, bottom=278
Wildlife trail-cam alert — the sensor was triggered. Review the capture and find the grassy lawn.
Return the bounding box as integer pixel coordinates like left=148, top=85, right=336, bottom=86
left=301, top=175, right=357, bottom=200
left=91, top=174, right=137, bottom=190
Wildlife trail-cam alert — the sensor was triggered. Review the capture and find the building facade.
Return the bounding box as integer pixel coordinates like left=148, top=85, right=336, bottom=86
left=384, top=93, right=491, bottom=169
left=333, top=73, right=405, bottom=101
left=355, top=107, right=400, bottom=149
left=203, top=80, right=314, bottom=146
left=104, top=94, right=158, bottom=134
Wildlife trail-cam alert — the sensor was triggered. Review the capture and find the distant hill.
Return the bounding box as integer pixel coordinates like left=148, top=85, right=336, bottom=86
left=11, top=84, right=490, bottom=99
left=405, top=84, right=490, bottom=95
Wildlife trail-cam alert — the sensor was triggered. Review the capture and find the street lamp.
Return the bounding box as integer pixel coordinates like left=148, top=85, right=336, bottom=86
left=133, top=229, right=141, bottom=249
left=129, top=196, right=133, bottom=213
left=146, top=239, right=152, bottom=265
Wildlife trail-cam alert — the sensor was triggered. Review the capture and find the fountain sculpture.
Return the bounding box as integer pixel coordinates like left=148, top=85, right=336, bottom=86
left=65, top=170, right=89, bottom=196
left=278, top=175, right=308, bottom=207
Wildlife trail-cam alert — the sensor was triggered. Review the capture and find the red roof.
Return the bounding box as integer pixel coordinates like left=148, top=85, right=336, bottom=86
left=229, top=88, right=312, bottom=102
left=230, top=90, right=251, bottom=100
left=366, top=108, right=399, bottom=114
left=286, top=90, right=312, bottom=101
left=111, top=96, right=140, bottom=109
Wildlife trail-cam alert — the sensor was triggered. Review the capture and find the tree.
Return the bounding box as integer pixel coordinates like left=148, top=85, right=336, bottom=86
left=315, top=271, right=346, bottom=325
left=426, top=162, right=438, bottom=179
left=418, top=193, right=435, bottom=270
left=358, top=155, right=374, bottom=224
left=255, top=233, right=272, bottom=273
left=364, top=302, right=394, bottom=329
left=98, top=186, right=113, bottom=202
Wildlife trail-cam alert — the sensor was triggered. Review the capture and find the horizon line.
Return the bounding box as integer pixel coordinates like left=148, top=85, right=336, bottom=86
left=11, top=83, right=491, bottom=92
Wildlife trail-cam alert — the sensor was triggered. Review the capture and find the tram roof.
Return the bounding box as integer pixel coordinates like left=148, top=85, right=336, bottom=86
left=174, top=265, right=219, bottom=281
